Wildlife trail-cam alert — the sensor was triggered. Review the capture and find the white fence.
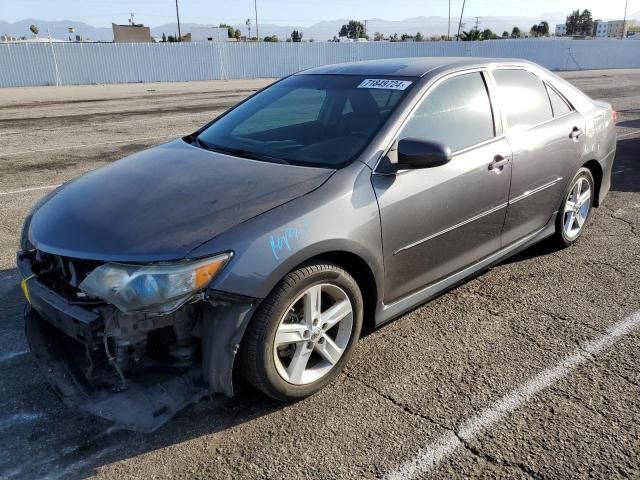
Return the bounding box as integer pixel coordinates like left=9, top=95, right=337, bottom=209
left=1, top=39, right=639, bottom=88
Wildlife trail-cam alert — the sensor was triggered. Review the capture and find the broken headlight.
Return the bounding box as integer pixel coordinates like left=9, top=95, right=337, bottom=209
left=79, top=253, right=231, bottom=314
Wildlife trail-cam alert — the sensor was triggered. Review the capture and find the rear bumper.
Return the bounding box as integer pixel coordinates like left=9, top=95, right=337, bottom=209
left=18, top=251, right=259, bottom=432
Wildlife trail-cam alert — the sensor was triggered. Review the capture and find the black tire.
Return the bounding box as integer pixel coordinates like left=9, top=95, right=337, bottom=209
left=239, top=261, right=363, bottom=401
left=553, top=167, right=595, bottom=248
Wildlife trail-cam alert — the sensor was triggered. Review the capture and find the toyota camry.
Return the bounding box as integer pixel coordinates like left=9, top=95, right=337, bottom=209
left=18, top=57, right=617, bottom=431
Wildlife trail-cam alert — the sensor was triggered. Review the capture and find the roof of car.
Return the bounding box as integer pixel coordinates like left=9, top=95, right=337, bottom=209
left=299, top=56, right=533, bottom=78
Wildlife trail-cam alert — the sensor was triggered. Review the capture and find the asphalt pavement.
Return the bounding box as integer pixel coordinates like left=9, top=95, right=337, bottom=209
left=0, top=70, right=638, bottom=480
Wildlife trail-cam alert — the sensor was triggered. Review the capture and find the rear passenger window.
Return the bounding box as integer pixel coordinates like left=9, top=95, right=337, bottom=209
left=399, top=72, right=495, bottom=152
left=546, top=84, right=572, bottom=117
left=493, top=69, right=553, bottom=129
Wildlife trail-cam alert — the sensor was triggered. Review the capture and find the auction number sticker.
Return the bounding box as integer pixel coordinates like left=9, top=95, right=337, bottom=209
left=357, top=79, right=412, bottom=90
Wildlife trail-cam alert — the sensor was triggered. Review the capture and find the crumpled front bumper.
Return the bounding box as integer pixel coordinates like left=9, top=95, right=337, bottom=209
left=18, top=251, right=259, bottom=432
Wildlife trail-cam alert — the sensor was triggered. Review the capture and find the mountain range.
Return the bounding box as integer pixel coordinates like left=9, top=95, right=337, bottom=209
left=2, top=12, right=639, bottom=42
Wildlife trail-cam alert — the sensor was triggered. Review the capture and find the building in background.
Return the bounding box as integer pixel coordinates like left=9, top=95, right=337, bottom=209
left=112, top=23, right=152, bottom=42
left=188, top=26, right=231, bottom=42
left=555, top=24, right=567, bottom=36
left=593, top=20, right=608, bottom=38
left=607, top=20, right=637, bottom=38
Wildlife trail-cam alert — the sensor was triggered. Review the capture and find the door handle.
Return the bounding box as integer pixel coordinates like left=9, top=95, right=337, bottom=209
left=569, top=126, right=584, bottom=140
left=488, top=154, right=509, bottom=173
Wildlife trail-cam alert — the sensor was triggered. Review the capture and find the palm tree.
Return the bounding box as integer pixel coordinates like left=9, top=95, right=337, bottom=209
left=30, top=24, right=39, bottom=37
left=460, top=29, right=481, bottom=41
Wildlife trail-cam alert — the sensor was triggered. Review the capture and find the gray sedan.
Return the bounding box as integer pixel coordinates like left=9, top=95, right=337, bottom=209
left=18, top=57, right=617, bottom=431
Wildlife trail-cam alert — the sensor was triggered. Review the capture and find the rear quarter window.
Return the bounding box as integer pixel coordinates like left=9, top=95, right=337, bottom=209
left=546, top=84, right=572, bottom=117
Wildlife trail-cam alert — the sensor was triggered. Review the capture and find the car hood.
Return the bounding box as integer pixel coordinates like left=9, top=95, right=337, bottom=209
left=29, top=140, right=334, bottom=261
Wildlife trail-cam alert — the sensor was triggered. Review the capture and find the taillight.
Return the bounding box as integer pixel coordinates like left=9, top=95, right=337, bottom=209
left=612, top=110, right=618, bottom=122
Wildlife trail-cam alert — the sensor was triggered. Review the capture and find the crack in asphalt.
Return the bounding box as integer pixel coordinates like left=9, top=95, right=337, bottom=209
left=346, top=374, right=452, bottom=431
left=454, top=432, right=548, bottom=480
left=348, top=373, right=552, bottom=480
left=600, top=204, right=638, bottom=236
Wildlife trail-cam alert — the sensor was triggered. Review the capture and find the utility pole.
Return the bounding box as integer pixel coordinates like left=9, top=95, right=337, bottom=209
left=448, top=0, right=451, bottom=40
left=254, top=0, right=259, bottom=40
left=474, top=16, right=480, bottom=31
left=175, top=0, right=182, bottom=41
left=456, top=0, right=466, bottom=40
left=622, top=0, right=628, bottom=39
left=364, top=19, right=368, bottom=37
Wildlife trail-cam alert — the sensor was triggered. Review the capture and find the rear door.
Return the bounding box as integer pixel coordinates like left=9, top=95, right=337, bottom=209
left=491, top=68, right=587, bottom=245
left=372, top=70, right=512, bottom=304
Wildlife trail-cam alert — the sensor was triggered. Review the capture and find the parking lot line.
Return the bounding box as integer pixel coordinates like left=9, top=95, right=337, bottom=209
left=384, top=309, right=640, bottom=480
left=0, top=412, right=43, bottom=431
left=0, top=184, right=61, bottom=196
left=0, top=134, right=175, bottom=157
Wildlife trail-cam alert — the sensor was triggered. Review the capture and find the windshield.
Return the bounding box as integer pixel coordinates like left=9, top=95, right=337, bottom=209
left=195, top=74, right=416, bottom=168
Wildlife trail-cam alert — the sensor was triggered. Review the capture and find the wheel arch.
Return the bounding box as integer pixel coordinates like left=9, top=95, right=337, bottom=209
left=582, top=159, right=603, bottom=207
left=306, top=251, right=379, bottom=332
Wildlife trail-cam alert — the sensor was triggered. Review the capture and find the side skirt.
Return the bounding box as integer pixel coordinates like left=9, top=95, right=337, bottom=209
left=374, top=214, right=557, bottom=326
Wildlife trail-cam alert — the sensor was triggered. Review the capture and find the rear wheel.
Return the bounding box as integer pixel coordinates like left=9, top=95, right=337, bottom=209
left=239, top=262, right=363, bottom=400
left=554, top=167, right=594, bottom=247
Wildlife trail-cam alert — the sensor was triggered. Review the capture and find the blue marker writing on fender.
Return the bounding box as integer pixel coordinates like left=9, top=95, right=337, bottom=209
left=269, top=223, right=308, bottom=260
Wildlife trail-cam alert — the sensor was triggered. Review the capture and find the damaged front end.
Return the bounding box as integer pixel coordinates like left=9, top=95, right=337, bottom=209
left=18, top=250, right=258, bottom=432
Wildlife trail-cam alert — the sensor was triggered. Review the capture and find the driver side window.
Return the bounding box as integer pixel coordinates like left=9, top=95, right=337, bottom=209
left=400, top=72, right=495, bottom=153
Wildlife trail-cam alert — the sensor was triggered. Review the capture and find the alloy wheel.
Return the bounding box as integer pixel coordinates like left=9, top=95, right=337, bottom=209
left=273, top=283, right=353, bottom=385
left=563, top=176, right=592, bottom=240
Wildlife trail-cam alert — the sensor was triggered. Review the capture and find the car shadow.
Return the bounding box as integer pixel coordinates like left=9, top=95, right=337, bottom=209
left=610, top=136, right=640, bottom=193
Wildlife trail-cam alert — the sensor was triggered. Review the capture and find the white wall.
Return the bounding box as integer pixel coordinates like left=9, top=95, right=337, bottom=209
left=1, top=39, right=639, bottom=88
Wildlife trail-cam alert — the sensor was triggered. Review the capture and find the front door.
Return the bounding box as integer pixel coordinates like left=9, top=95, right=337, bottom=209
left=372, top=71, right=512, bottom=304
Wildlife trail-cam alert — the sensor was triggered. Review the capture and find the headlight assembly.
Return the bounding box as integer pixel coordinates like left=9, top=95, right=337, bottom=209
left=79, top=253, right=231, bottom=314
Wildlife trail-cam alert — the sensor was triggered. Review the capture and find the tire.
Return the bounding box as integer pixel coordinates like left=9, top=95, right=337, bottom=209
left=553, top=167, right=595, bottom=248
left=239, top=261, right=363, bottom=401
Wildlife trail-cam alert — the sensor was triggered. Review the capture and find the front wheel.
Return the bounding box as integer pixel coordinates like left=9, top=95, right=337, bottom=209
left=553, top=167, right=595, bottom=248
left=239, top=262, right=363, bottom=401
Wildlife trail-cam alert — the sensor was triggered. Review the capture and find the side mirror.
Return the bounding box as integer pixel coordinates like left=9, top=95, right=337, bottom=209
left=396, top=138, right=452, bottom=170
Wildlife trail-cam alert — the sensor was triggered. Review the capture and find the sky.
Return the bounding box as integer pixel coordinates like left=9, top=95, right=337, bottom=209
left=1, top=0, right=637, bottom=27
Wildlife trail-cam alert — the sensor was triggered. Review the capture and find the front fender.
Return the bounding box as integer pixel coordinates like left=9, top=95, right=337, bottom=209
left=189, top=162, right=384, bottom=301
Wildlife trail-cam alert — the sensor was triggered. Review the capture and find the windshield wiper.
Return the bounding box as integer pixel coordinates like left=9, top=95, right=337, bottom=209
left=194, top=137, right=290, bottom=165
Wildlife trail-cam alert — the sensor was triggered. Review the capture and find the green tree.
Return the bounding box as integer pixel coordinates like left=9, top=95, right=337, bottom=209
left=30, top=24, right=39, bottom=36
left=401, top=33, right=413, bottom=41
left=502, top=30, right=509, bottom=37
left=566, top=9, right=593, bottom=36
left=461, top=29, right=481, bottom=41
left=373, top=31, right=384, bottom=41
left=389, top=33, right=399, bottom=42
left=511, top=26, right=521, bottom=37
left=338, top=20, right=367, bottom=39
left=531, top=24, right=539, bottom=36
left=161, top=32, right=167, bottom=42
left=415, top=32, right=424, bottom=41
left=481, top=28, right=496, bottom=39
left=579, top=10, right=593, bottom=36
left=539, top=21, right=549, bottom=35
left=263, top=35, right=278, bottom=42
left=219, top=23, right=235, bottom=38
left=291, top=30, right=303, bottom=42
